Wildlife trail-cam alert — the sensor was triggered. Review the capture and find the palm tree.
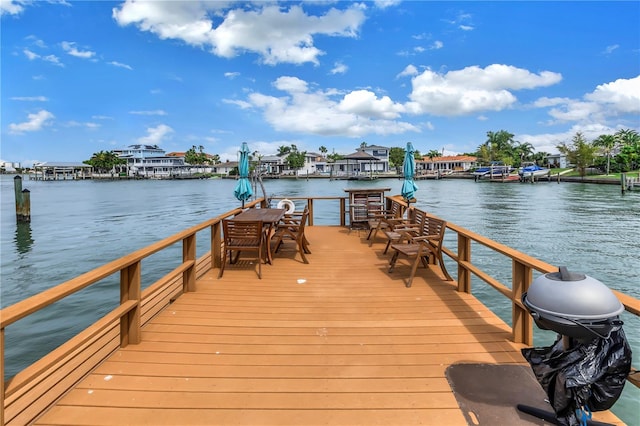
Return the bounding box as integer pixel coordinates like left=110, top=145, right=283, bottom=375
left=481, top=130, right=516, bottom=164
left=319, top=146, right=328, bottom=157
left=514, top=142, right=535, bottom=166
left=593, top=134, right=617, bottom=175
left=614, top=129, right=640, bottom=172
left=277, top=145, right=291, bottom=157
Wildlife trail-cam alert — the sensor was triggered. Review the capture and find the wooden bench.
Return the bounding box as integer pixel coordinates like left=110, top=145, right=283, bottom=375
left=367, top=197, right=407, bottom=245
left=388, top=213, right=453, bottom=287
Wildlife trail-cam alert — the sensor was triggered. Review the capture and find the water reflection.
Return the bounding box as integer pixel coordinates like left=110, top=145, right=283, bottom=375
left=15, top=222, right=34, bottom=254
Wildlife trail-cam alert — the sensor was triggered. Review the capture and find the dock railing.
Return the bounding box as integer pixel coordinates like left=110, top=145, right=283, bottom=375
left=1, top=195, right=638, bottom=425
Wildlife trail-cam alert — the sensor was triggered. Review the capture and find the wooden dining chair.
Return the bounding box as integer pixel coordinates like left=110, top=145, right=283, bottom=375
left=219, top=219, right=264, bottom=279
left=387, top=215, right=452, bottom=287
left=272, top=206, right=311, bottom=263
left=367, top=198, right=407, bottom=245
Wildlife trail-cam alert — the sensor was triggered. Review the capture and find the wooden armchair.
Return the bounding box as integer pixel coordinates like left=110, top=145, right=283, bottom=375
left=272, top=206, right=311, bottom=263
left=367, top=199, right=406, bottom=245
left=380, top=209, right=427, bottom=254
left=219, top=219, right=264, bottom=279
left=388, top=215, right=453, bottom=287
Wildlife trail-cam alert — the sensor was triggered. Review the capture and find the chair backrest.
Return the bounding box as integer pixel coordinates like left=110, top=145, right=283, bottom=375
left=422, top=215, right=447, bottom=246
left=222, top=219, right=263, bottom=249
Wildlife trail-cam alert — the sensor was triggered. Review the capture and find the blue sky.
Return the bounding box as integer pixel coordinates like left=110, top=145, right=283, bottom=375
left=2, top=1, right=639, bottom=167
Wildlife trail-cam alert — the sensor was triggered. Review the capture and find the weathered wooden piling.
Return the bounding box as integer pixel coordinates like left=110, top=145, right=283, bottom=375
left=14, top=176, right=31, bottom=222
left=621, top=173, right=626, bottom=194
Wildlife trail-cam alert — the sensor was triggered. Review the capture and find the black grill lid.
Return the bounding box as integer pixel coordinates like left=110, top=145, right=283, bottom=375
left=524, top=266, right=624, bottom=321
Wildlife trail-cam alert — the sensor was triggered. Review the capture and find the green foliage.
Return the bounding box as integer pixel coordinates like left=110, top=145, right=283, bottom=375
left=277, top=145, right=291, bottom=157
left=477, top=130, right=517, bottom=164
left=285, top=145, right=306, bottom=172
left=84, top=151, right=126, bottom=172
left=389, top=147, right=405, bottom=172
left=319, top=146, right=328, bottom=156
left=184, top=145, right=210, bottom=165
left=557, top=132, right=597, bottom=177
left=426, top=149, right=441, bottom=159
left=326, top=152, right=343, bottom=162
left=614, top=129, right=640, bottom=172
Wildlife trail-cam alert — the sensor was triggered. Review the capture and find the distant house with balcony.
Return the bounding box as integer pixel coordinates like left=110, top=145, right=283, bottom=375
left=331, top=146, right=390, bottom=177
left=113, top=145, right=190, bottom=178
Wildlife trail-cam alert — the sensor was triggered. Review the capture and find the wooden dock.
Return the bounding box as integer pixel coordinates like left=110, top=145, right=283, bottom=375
left=29, top=226, right=623, bottom=426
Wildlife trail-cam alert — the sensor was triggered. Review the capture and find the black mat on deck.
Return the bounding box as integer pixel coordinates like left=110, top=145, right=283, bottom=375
left=445, top=363, right=553, bottom=425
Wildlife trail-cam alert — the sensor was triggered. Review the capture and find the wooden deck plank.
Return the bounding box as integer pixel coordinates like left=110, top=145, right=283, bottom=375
left=33, top=225, right=589, bottom=425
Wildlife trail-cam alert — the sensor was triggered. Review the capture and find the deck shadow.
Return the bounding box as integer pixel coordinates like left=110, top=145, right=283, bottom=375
left=446, top=363, right=550, bottom=425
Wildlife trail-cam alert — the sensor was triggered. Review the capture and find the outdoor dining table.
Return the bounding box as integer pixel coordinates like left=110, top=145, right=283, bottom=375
left=233, top=208, right=286, bottom=264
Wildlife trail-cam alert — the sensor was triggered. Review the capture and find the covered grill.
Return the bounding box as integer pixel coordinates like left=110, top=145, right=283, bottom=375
left=522, top=266, right=624, bottom=342
left=519, top=266, right=632, bottom=426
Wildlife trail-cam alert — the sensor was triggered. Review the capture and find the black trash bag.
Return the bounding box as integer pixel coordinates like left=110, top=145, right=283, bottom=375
left=521, top=329, right=632, bottom=426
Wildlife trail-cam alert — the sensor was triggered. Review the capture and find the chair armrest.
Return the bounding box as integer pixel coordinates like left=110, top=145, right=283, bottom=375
left=411, top=234, right=438, bottom=242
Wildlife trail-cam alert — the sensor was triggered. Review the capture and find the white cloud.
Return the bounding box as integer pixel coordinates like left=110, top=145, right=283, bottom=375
left=531, top=75, right=640, bottom=126
left=397, top=64, right=418, bottom=78
left=42, top=54, right=63, bottom=66
left=585, top=75, right=640, bottom=114
left=108, top=61, right=133, bottom=70
left=113, top=2, right=366, bottom=65
left=23, top=48, right=63, bottom=66
left=224, top=71, right=240, bottom=79
left=407, top=64, right=562, bottom=116
left=602, top=44, right=619, bottom=55
left=242, top=76, right=418, bottom=137
left=64, top=120, right=100, bottom=129
left=9, top=110, right=55, bottom=134
left=330, top=61, right=348, bottom=75
left=137, top=124, right=174, bottom=144
left=129, top=110, right=168, bottom=116
left=374, top=0, right=401, bottom=9
left=23, top=49, right=39, bottom=60
left=61, top=41, right=96, bottom=59
left=1, top=0, right=25, bottom=15
left=338, top=90, right=405, bottom=119
left=519, top=123, right=622, bottom=155
left=11, top=96, right=48, bottom=101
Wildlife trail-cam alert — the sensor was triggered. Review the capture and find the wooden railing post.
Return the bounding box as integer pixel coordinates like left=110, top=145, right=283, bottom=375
left=512, top=260, right=533, bottom=345
left=1, top=328, right=5, bottom=426
left=307, top=198, right=314, bottom=226
left=457, top=233, right=471, bottom=293
left=183, top=234, right=196, bottom=292
left=212, top=222, right=222, bottom=270
left=120, top=261, right=141, bottom=347
left=339, top=198, right=346, bottom=227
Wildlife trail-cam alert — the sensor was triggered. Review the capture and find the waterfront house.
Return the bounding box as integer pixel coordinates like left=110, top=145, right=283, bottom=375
left=416, top=155, right=478, bottom=174
left=546, top=153, right=568, bottom=168
left=331, top=146, right=390, bottom=178
left=211, top=161, right=239, bottom=176
left=113, top=144, right=190, bottom=178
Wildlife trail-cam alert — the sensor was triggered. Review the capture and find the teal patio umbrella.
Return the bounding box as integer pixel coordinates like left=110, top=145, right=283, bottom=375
left=234, top=142, right=253, bottom=208
left=401, top=142, right=418, bottom=206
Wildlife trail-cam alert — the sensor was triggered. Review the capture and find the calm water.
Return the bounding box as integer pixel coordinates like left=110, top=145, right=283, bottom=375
left=1, top=175, right=639, bottom=424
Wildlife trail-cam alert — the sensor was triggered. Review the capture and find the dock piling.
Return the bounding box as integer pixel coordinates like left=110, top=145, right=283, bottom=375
left=14, top=176, right=31, bottom=223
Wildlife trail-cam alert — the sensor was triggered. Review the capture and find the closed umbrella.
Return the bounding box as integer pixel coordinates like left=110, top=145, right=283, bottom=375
left=234, top=142, right=253, bottom=208
left=401, top=142, right=418, bottom=206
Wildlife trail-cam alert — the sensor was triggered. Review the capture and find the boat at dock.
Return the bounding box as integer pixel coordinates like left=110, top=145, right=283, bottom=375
left=1, top=194, right=638, bottom=425
left=472, top=162, right=514, bottom=179
left=518, top=163, right=551, bottom=180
